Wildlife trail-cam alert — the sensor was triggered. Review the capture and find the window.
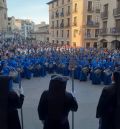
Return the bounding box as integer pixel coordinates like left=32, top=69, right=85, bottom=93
left=103, top=21, right=107, bottom=28
left=68, top=6, right=70, bottom=14
left=94, top=42, right=97, bottom=48
left=104, top=4, right=108, bottom=14
left=86, top=42, right=90, bottom=48
left=61, top=30, right=64, bottom=37
left=95, top=16, right=99, bottom=23
left=56, top=40, right=59, bottom=44
left=67, top=30, right=69, bottom=38
left=103, top=42, right=107, bottom=48
left=75, top=3, right=77, bottom=12
left=95, top=29, right=99, bottom=37
left=117, top=0, right=120, bottom=8
left=74, top=30, right=78, bottom=37
left=88, top=1, right=93, bottom=11
left=74, top=17, right=77, bottom=26
left=95, top=2, right=100, bottom=10
left=57, top=30, right=59, bottom=37
left=62, top=0, right=64, bottom=5
left=87, top=29, right=91, bottom=37
left=68, top=0, right=70, bottom=2
left=57, top=20, right=59, bottom=27
left=67, top=18, right=70, bottom=26
left=116, top=20, right=120, bottom=32
left=61, top=41, right=64, bottom=45
left=87, top=15, right=92, bottom=24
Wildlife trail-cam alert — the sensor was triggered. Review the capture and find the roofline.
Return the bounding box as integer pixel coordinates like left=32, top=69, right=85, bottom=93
left=47, top=0, right=57, bottom=5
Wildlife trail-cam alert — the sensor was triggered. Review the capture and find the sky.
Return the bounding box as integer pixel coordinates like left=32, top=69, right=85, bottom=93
left=7, top=0, right=49, bottom=24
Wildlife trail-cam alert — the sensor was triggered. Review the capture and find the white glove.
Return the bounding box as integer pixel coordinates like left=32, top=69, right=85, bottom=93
left=19, top=86, right=24, bottom=95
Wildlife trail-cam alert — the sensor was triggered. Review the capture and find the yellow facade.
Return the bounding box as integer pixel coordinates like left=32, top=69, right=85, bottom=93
left=47, top=0, right=100, bottom=48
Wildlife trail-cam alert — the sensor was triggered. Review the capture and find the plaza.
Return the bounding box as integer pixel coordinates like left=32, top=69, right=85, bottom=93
left=17, top=74, right=103, bottom=129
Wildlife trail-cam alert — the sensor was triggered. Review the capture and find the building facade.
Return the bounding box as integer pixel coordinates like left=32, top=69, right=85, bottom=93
left=31, top=24, right=49, bottom=42
left=99, top=0, right=120, bottom=49
left=47, top=0, right=100, bottom=48
left=8, top=16, right=16, bottom=32
left=14, top=19, right=34, bottom=39
left=0, top=0, right=8, bottom=32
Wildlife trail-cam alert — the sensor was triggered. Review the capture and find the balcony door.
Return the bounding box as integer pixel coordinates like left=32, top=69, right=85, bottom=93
left=88, top=1, right=92, bottom=11
left=116, top=19, right=120, bottom=32
left=117, top=0, right=120, bottom=9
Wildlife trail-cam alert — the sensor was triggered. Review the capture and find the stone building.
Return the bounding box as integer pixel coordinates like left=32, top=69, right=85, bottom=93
left=47, top=0, right=100, bottom=48
left=98, top=0, right=120, bottom=49
left=0, top=0, right=8, bottom=32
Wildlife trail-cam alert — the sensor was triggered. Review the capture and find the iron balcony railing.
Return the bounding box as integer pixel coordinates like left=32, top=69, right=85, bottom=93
left=87, top=21, right=99, bottom=27
left=113, top=8, right=120, bottom=17
left=101, top=11, right=108, bottom=19
left=99, top=28, right=108, bottom=35
left=110, top=27, right=120, bottom=35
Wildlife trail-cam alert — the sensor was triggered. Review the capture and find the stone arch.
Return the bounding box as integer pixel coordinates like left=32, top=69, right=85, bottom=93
left=99, top=39, right=108, bottom=48
left=111, top=40, right=120, bottom=49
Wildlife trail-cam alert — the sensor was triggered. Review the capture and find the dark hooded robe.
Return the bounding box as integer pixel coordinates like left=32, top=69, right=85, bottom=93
left=38, top=75, right=78, bottom=129
left=96, top=71, right=120, bottom=129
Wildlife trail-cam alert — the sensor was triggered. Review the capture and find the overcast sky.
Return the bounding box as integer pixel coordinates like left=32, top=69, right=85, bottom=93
left=7, top=0, right=49, bottom=24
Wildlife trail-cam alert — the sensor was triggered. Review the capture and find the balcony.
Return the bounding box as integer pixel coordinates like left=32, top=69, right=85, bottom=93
left=99, top=28, right=108, bottom=35
left=85, top=35, right=98, bottom=40
left=113, top=8, right=120, bottom=18
left=60, top=23, right=64, bottom=28
left=66, top=12, right=70, bottom=16
left=110, top=27, right=120, bottom=35
left=60, top=12, right=64, bottom=17
left=55, top=25, right=59, bottom=29
left=87, top=8, right=94, bottom=13
left=95, top=8, right=100, bottom=13
left=87, top=21, right=99, bottom=27
left=73, top=22, right=77, bottom=26
left=65, top=24, right=70, bottom=28
left=73, top=9, right=78, bottom=13
left=101, top=12, right=108, bottom=19
left=55, top=12, right=59, bottom=18
left=85, top=33, right=98, bottom=40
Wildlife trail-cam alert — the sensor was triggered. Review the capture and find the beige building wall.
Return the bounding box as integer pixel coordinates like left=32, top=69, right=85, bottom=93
left=47, top=0, right=100, bottom=48
left=31, top=25, right=49, bottom=42
left=99, top=0, right=120, bottom=49
left=0, top=0, right=8, bottom=32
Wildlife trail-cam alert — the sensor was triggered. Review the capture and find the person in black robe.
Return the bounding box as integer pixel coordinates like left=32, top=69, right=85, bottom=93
left=8, top=83, right=24, bottom=129
left=96, top=70, right=120, bottom=129
left=38, top=75, right=78, bottom=129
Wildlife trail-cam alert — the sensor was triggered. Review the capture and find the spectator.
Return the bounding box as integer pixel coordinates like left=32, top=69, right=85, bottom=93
left=96, top=70, right=120, bottom=129
left=38, top=75, right=78, bottom=129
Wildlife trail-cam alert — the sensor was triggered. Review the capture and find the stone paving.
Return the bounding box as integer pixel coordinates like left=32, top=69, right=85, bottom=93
left=17, top=75, right=104, bottom=129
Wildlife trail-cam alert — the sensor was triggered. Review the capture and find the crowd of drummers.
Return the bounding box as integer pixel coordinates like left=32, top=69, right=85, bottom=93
left=0, top=39, right=120, bottom=85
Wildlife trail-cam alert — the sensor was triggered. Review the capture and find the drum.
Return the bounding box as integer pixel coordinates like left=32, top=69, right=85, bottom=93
left=82, top=67, right=89, bottom=73
left=49, top=64, right=53, bottom=68
left=103, top=69, right=112, bottom=76
left=94, top=69, right=102, bottom=75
